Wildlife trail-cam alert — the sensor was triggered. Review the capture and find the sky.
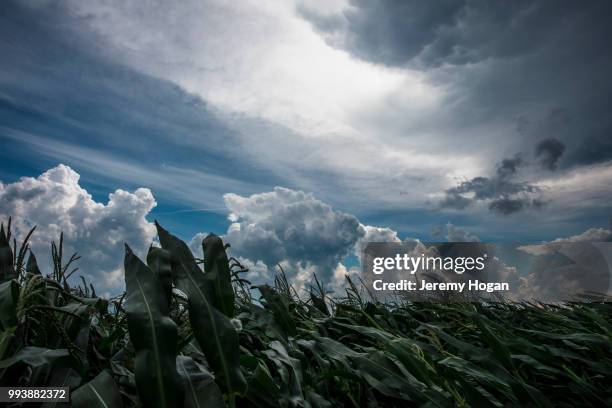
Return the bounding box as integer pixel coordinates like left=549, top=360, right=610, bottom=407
left=1, top=0, right=611, bottom=294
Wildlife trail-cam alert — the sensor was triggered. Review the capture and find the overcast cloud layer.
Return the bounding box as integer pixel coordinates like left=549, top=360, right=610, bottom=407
left=1, top=1, right=611, bottom=291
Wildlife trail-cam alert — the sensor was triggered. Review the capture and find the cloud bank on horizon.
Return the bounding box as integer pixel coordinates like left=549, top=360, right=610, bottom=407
left=0, top=164, right=413, bottom=292
left=1, top=1, right=612, bottom=291
left=1, top=165, right=610, bottom=294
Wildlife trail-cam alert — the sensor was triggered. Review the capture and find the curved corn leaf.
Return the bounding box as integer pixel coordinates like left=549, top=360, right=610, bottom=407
left=40, top=366, right=82, bottom=408
left=306, top=390, right=333, bottom=408
left=0, top=329, right=15, bottom=364
left=147, top=246, right=173, bottom=305
left=385, top=338, right=437, bottom=387
left=202, top=234, right=234, bottom=317
left=0, top=225, right=15, bottom=282
left=439, top=356, right=516, bottom=403
left=352, top=351, right=424, bottom=402
left=473, top=314, right=514, bottom=370
left=72, top=370, right=123, bottom=408
left=124, top=245, right=183, bottom=408
left=257, top=285, right=297, bottom=337
left=176, top=355, right=225, bottom=408
left=0, top=279, right=18, bottom=363
left=0, top=279, right=19, bottom=330
left=156, top=222, right=247, bottom=395
left=0, top=347, right=69, bottom=369
left=26, top=251, right=42, bottom=275
left=309, top=291, right=328, bottom=316
left=263, top=341, right=304, bottom=402
left=244, top=360, right=281, bottom=408
left=40, top=369, right=82, bottom=408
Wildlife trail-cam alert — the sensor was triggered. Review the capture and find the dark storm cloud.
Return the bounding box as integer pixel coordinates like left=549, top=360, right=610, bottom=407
left=301, top=0, right=591, bottom=68
left=300, top=0, right=612, bottom=167
left=299, top=0, right=464, bottom=67
left=451, top=176, right=537, bottom=201
left=440, top=155, right=542, bottom=215
left=535, top=138, right=566, bottom=170
left=438, top=192, right=472, bottom=211
left=488, top=197, right=525, bottom=215
left=497, top=156, right=523, bottom=179
left=567, top=132, right=612, bottom=167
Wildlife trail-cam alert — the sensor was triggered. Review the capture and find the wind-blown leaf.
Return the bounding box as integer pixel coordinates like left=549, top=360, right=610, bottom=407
left=0, top=347, right=69, bottom=369
left=202, top=233, right=235, bottom=317
left=352, top=351, right=424, bottom=401
left=176, top=355, right=225, bottom=408
left=244, top=360, right=281, bottom=408
left=147, top=246, right=173, bottom=306
left=26, top=251, right=42, bottom=275
left=310, top=291, right=329, bottom=316
left=156, top=222, right=247, bottom=395
left=473, top=314, right=514, bottom=370
left=0, top=329, right=15, bottom=363
left=72, top=370, right=123, bottom=408
left=0, top=225, right=15, bottom=282
left=0, top=219, right=610, bottom=406
left=385, top=338, right=437, bottom=387
left=257, top=285, right=297, bottom=337
left=0, top=279, right=19, bottom=330
left=314, top=335, right=362, bottom=363
left=263, top=341, right=304, bottom=401
left=439, top=356, right=516, bottom=403
left=124, top=245, right=183, bottom=408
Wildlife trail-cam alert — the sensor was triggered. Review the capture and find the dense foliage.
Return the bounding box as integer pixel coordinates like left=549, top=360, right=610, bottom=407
left=0, top=218, right=611, bottom=407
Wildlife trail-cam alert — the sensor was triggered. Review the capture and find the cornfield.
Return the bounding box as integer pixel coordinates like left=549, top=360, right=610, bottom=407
left=0, top=218, right=611, bottom=407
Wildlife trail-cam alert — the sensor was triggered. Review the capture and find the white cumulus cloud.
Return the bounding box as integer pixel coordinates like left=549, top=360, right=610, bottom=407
left=220, top=187, right=363, bottom=286
left=0, top=165, right=157, bottom=293
left=205, top=186, right=404, bottom=292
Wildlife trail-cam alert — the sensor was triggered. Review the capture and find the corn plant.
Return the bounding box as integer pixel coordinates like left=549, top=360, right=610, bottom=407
left=0, top=217, right=611, bottom=407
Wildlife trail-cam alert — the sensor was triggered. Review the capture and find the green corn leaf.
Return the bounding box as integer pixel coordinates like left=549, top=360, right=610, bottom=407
left=334, top=322, right=395, bottom=342
left=0, top=279, right=19, bottom=330
left=0, top=225, right=15, bottom=282
left=0, top=347, right=70, bottom=369
left=517, top=328, right=611, bottom=346
left=352, top=350, right=424, bottom=401
left=306, top=390, right=333, bottom=408
left=314, top=335, right=362, bottom=363
left=310, top=291, right=329, bottom=316
left=511, top=354, right=561, bottom=375
left=439, top=356, right=516, bottom=403
left=385, top=338, right=437, bottom=387
left=147, top=246, right=173, bottom=305
left=244, top=360, right=281, bottom=408
left=256, top=285, right=297, bottom=337
left=263, top=341, right=304, bottom=400
left=0, top=328, right=16, bottom=362
left=176, top=355, right=225, bottom=408
left=40, top=366, right=84, bottom=408
left=72, top=370, right=123, bottom=408
left=124, top=245, right=183, bottom=408
left=156, top=222, right=247, bottom=395
left=26, top=251, right=42, bottom=275
left=202, top=233, right=235, bottom=318
left=472, top=314, right=514, bottom=370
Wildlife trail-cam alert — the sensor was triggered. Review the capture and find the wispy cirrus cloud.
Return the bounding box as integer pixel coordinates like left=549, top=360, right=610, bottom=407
left=1, top=128, right=265, bottom=210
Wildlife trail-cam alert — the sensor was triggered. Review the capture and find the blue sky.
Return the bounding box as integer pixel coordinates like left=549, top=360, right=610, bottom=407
left=1, top=0, right=611, bottom=293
